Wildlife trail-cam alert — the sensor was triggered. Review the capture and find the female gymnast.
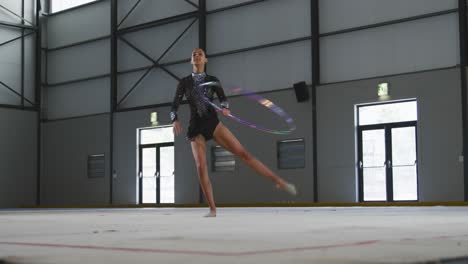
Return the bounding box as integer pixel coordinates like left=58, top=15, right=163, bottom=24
left=170, top=48, right=297, bottom=217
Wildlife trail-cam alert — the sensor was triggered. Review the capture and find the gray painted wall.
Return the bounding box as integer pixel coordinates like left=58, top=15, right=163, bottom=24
left=0, top=109, right=37, bottom=207
left=41, top=114, right=110, bottom=205
left=45, top=0, right=110, bottom=119
left=320, top=13, right=459, bottom=83
left=0, top=0, right=39, bottom=207
left=47, top=0, right=110, bottom=49
left=112, top=85, right=312, bottom=204
left=317, top=68, right=463, bottom=202
left=33, top=0, right=467, bottom=205
left=319, top=0, right=457, bottom=33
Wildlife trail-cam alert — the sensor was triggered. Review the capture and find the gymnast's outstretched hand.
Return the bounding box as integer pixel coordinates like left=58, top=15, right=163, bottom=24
left=221, top=108, right=230, bottom=116
left=173, top=120, right=182, bottom=136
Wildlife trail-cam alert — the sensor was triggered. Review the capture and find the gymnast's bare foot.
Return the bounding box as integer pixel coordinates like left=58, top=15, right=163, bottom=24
left=204, top=210, right=216, bottom=217
left=277, top=182, right=297, bottom=196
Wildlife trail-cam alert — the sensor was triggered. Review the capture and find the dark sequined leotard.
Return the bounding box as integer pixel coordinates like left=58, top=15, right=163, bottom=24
left=170, top=73, right=229, bottom=141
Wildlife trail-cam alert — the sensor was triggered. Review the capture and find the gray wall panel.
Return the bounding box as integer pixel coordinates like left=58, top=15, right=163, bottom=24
left=117, top=68, right=179, bottom=108
left=0, top=109, right=37, bottom=207
left=118, top=19, right=198, bottom=72
left=0, top=42, right=21, bottom=105
left=117, top=39, right=151, bottom=73
left=0, top=2, right=36, bottom=106
left=208, top=42, right=312, bottom=95
left=319, top=0, right=457, bottom=33
left=0, top=0, right=21, bottom=24
left=45, top=78, right=110, bottom=120
left=321, top=14, right=459, bottom=83
left=0, top=26, right=20, bottom=43
left=166, top=62, right=193, bottom=79
left=23, top=35, right=35, bottom=103
left=317, top=68, right=463, bottom=202
left=207, top=0, right=310, bottom=54
left=47, top=0, right=110, bottom=48
left=118, top=0, right=196, bottom=28
left=47, top=39, right=110, bottom=84
left=42, top=114, right=110, bottom=205
left=159, top=21, right=198, bottom=64
left=0, top=0, right=35, bottom=24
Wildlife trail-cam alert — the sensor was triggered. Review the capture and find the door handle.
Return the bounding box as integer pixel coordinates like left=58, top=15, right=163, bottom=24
left=155, top=171, right=160, bottom=178
left=138, top=171, right=142, bottom=178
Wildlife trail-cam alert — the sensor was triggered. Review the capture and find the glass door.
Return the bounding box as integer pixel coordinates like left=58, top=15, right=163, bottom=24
left=139, top=143, right=174, bottom=204
left=359, top=127, right=387, bottom=201
left=358, top=122, right=418, bottom=202
left=140, top=146, right=157, bottom=204
left=391, top=126, right=418, bottom=201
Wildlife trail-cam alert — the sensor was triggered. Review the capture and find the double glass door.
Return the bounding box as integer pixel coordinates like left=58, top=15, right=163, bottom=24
left=139, top=143, right=174, bottom=204
left=357, top=121, right=418, bottom=202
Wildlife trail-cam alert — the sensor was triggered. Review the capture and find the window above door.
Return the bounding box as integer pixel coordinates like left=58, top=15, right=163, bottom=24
left=358, top=100, right=417, bottom=126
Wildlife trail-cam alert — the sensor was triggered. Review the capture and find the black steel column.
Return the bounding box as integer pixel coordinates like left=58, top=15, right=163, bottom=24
left=35, top=0, right=42, bottom=205
left=198, top=0, right=206, bottom=204
left=110, top=0, right=118, bottom=204
left=198, top=0, right=206, bottom=52
left=459, top=0, right=468, bottom=201
left=21, top=0, right=25, bottom=108
left=311, top=0, right=319, bottom=203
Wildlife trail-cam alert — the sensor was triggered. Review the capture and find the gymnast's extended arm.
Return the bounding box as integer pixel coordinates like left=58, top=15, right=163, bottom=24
left=171, top=79, right=184, bottom=135
left=213, top=78, right=230, bottom=115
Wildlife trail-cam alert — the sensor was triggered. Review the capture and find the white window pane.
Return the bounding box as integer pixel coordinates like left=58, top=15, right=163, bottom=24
left=142, top=148, right=156, bottom=204
left=363, top=168, right=386, bottom=201
left=160, top=147, right=174, bottom=204
left=392, top=127, right=417, bottom=166
left=362, top=130, right=385, bottom=167
left=359, top=101, right=417, bottom=126
left=51, top=0, right=97, bottom=13
left=393, top=166, right=418, bottom=201
left=140, top=126, right=174, bottom=145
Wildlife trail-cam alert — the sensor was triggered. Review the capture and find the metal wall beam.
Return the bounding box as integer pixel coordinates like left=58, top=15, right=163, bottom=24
left=0, top=32, right=34, bottom=47
left=207, top=0, right=268, bottom=15
left=21, top=0, right=25, bottom=108
left=311, top=0, right=319, bottom=203
left=0, top=104, right=37, bottom=111
left=208, top=36, right=311, bottom=58
left=198, top=0, right=206, bottom=204
left=47, top=35, right=110, bottom=52
left=117, top=0, right=142, bottom=29
left=0, top=80, right=34, bottom=105
left=116, top=18, right=194, bottom=108
left=46, top=73, right=109, bottom=87
left=0, top=20, right=36, bottom=30
left=110, top=0, right=118, bottom=204
left=458, top=0, right=468, bottom=201
left=35, top=0, right=42, bottom=205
